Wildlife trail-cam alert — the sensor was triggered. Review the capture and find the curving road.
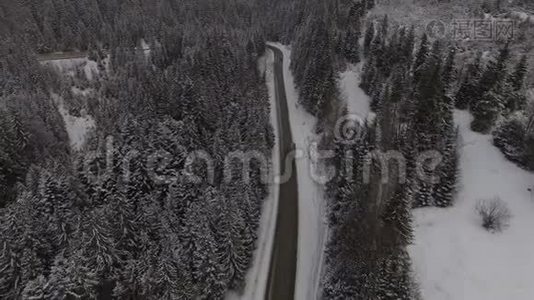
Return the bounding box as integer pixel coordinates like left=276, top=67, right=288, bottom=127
left=265, top=45, right=299, bottom=300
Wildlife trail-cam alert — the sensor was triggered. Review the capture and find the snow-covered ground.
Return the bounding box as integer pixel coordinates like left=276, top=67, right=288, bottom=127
left=51, top=93, right=95, bottom=151
left=42, top=58, right=102, bottom=80
left=71, top=86, right=94, bottom=97
left=409, top=110, right=534, bottom=300
left=339, top=63, right=371, bottom=119
left=226, top=50, right=280, bottom=300
left=511, top=10, right=534, bottom=24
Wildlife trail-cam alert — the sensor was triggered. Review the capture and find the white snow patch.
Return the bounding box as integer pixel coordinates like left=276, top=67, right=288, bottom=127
left=267, top=42, right=327, bottom=300
left=226, top=50, right=280, bottom=300
left=511, top=11, right=534, bottom=23
left=339, top=63, right=371, bottom=120
left=71, top=87, right=94, bottom=97
left=51, top=93, right=95, bottom=151
left=139, top=39, right=152, bottom=57
left=43, top=57, right=100, bottom=80
left=409, top=109, right=534, bottom=300
left=42, top=55, right=111, bottom=80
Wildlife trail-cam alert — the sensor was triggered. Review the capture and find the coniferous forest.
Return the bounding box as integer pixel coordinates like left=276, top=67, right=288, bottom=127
left=1, top=0, right=533, bottom=299
left=1, top=0, right=273, bottom=298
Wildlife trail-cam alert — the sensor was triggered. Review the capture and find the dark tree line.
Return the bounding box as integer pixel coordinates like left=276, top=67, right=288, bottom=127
left=0, top=40, right=70, bottom=208
left=0, top=0, right=275, bottom=299
left=321, top=13, right=465, bottom=298
left=321, top=9, right=530, bottom=297
left=265, top=0, right=373, bottom=124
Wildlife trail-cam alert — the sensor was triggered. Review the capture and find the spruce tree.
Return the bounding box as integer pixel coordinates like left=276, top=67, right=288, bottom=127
left=366, top=0, right=376, bottom=11
left=478, top=43, right=510, bottom=94
left=455, top=52, right=483, bottom=110
left=363, top=20, right=375, bottom=57
left=432, top=130, right=458, bottom=207
left=442, top=46, right=457, bottom=90
left=493, top=115, right=527, bottom=165
left=508, top=54, right=528, bottom=91
left=382, top=185, right=414, bottom=246
left=413, top=33, right=430, bottom=84
left=471, top=83, right=504, bottom=133
left=402, top=26, right=416, bottom=63
left=344, top=27, right=361, bottom=64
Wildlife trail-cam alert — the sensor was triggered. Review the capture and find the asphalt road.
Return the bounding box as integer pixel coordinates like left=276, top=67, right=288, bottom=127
left=35, top=48, right=148, bottom=62
left=265, top=45, right=299, bottom=300
left=36, top=51, right=88, bottom=61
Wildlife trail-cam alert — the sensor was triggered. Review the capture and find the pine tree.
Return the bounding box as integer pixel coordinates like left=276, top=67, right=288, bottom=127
left=375, top=250, right=414, bottom=300
left=442, top=46, right=457, bottom=90
left=413, top=40, right=444, bottom=147
left=382, top=185, right=414, bottom=246
left=363, top=20, right=375, bottom=57
left=390, top=68, right=405, bottom=104
left=365, top=0, right=376, bottom=10
left=343, top=27, right=361, bottom=64
left=349, top=1, right=365, bottom=19
left=413, top=34, right=430, bottom=85
left=402, top=26, right=415, bottom=63
left=477, top=43, right=510, bottom=94
left=360, top=58, right=378, bottom=93
left=414, top=181, right=433, bottom=208
left=432, top=130, right=458, bottom=207
left=472, top=45, right=513, bottom=133
left=493, top=115, right=527, bottom=166
left=455, top=52, right=483, bottom=109
left=471, top=83, right=503, bottom=133
left=508, top=54, right=528, bottom=91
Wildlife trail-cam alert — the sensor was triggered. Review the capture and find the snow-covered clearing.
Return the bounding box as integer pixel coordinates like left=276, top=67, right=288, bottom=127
left=511, top=10, right=534, bottom=24
left=71, top=86, right=94, bottom=97
left=51, top=93, right=95, bottom=151
left=42, top=57, right=102, bottom=80
left=339, top=63, right=371, bottom=120
left=139, top=39, right=152, bottom=57
left=409, top=109, right=534, bottom=300
left=226, top=50, right=280, bottom=300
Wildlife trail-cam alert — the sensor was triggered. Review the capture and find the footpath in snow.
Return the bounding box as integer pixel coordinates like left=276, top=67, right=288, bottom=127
left=409, top=110, right=534, bottom=300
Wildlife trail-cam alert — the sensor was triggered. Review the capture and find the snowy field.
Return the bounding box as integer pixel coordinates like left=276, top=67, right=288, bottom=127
left=42, top=57, right=102, bottom=80
left=43, top=57, right=102, bottom=150
left=339, top=63, right=371, bottom=119
left=51, top=93, right=95, bottom=151
left=409, top=110, right=534, bottom=300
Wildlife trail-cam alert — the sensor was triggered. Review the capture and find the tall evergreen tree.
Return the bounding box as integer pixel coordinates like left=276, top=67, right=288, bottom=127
left=509, top=54, right=528, bottom=91
left=363, top=20, right=375, bottom=57
left=343, top=26, right=361, bottom=64
left=455, top=52, right=483, bottom=109
left=413, top=33, right=430, bottom=84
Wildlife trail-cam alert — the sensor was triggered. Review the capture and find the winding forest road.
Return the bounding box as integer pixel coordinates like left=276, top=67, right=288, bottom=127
left=265, top=45, right=299, bottom=300
left=36, top=51, right=88, bottom=61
